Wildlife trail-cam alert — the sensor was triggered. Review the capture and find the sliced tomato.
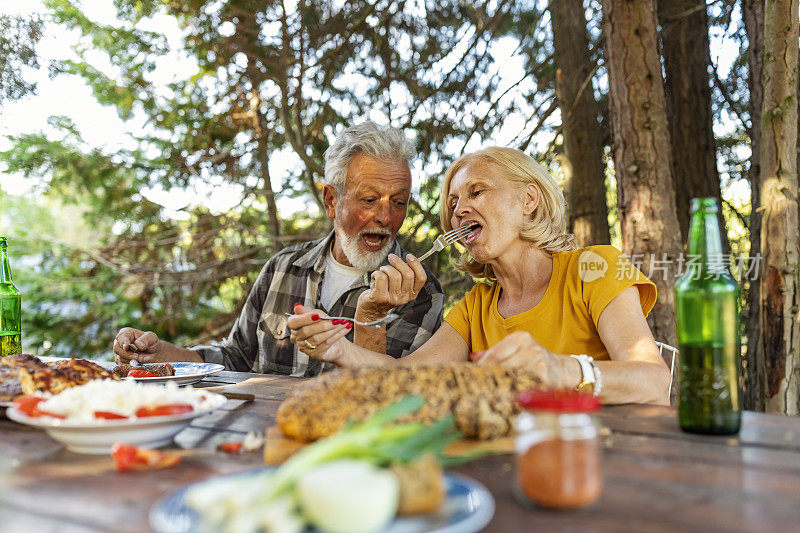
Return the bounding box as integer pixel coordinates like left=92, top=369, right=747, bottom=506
left=12, top=395, right=65, bottom=418
left=218, top=441, right=243, bottom=454
left=111, top=443, right=139, bottom=471
left=127, top=369, right=158, bottom=378
left=13, top=395, right=45, bottom=417
left=135, top=404, right=193, bottom=417
left=111, top=443, right=182, bottom=472
left=94, top=411, right=128, bottom=420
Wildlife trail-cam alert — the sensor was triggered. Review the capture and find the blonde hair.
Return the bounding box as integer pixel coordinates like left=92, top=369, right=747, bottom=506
left=439, top=147, right=577, bottom=280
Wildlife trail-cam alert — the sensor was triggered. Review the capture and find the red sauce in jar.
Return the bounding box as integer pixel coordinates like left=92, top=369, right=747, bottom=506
left=515, top=389, right=603, bottom=509
left=517, top=435, right=602, bottom=509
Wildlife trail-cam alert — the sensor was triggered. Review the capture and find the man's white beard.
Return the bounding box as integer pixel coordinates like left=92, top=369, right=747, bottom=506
left=334, top=223, right=393, bottom=271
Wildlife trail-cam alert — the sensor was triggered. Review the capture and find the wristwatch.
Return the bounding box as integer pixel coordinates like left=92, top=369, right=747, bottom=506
left=570, top=354, right=596, bottom=394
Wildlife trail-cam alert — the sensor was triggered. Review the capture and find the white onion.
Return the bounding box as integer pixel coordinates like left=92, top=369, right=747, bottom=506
left=298, top=460, right=399, bottom=533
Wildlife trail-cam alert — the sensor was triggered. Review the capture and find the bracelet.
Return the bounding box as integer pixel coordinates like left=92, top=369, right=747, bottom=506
left=588, top=358, right=602, bottom=397
left=570, top=354, right=596, bottom=394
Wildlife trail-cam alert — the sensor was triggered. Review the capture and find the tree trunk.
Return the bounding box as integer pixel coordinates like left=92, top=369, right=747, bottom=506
left=550, top=0, right=610, bottom=247
left=603, top=0, right=683, bottom=348
left=759, top=0, right=799, bottom=414
left=249, top=92, right=283, bottom=252
left=743, top=0, right=766, bottom=411
left=656, top=0, right=727, bottom=249
left=261, top=149, right=283, bottom=252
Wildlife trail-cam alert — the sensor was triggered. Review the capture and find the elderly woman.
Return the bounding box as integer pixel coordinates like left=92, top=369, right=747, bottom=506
left=288, top=147, right=671, bottom=405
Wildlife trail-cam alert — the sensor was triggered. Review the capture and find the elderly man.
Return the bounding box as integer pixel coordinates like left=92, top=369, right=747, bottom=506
left=113, top=122, right=444, bottom=376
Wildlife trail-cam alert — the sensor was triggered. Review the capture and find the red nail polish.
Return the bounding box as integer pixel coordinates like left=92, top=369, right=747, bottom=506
left=311, top=314, right=319, bottom=321
left=293, top=302, right=301, bottom=310
left=330, top=319, right=340, bottom=325
left=345, top=322, right=353, bottom=329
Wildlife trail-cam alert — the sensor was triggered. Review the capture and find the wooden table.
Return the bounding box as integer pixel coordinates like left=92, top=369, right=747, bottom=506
left=2, top=371, right=800, bottom=532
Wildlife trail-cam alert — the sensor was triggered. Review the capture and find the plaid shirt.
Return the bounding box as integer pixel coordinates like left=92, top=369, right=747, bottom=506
left=193, top=232, right=444, bottom=376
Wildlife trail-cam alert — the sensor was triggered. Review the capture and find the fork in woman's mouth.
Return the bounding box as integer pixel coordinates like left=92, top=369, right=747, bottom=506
left=462, top=222, right=482, bottom=245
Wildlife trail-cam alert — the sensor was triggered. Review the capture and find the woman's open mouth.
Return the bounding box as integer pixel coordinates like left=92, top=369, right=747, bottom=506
left=462, top=223, right=482, bottom=245
left=360, top=232, right=390, bottom=251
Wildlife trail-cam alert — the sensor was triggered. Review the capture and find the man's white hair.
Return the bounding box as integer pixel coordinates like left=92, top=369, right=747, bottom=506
left=323, top=121, right=416, bottom=196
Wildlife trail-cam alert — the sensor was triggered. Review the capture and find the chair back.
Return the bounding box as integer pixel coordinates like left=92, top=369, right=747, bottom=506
left=655, top=340, right=679, bottom=402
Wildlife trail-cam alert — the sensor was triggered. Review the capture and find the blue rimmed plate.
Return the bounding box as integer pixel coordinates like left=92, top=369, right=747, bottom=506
left=122, top=362, right=225, bottom=386
left=150, top=469, right=495, bottom=533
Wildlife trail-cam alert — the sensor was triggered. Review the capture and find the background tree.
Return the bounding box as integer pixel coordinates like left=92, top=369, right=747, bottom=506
left=0, top=14, right=42, bottom=106
left=2, top=0, right=798, bottom=416
left=758, top=0, right=799, bottom=414
left=657, top=0, right=726, bottom=247
left=550, top=0, right=610, bottom=246
left=1, top=0, right=555, bottom=356
left=743, top=0, right=766, bottom=411
left=603, top=0, right=683, bottom=347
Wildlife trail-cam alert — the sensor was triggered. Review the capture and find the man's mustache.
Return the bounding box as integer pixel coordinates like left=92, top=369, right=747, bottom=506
left=357, top=228, right=392, bottom=238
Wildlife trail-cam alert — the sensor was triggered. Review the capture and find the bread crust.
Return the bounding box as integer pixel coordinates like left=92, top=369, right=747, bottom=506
left=276, top=363, right=542, bottom=441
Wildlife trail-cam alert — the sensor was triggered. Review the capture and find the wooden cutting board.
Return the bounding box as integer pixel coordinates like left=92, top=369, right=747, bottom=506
left=264, top=425, right=514, bottom=465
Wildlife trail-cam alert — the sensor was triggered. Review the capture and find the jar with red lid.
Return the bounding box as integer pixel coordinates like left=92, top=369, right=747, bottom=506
left=514, top=389, right=602, bottom=509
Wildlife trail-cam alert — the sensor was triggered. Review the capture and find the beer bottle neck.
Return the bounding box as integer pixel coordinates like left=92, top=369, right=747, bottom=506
left=0, top=245, right=12, bottom=284
left=686, top=205, right=725, bottom=275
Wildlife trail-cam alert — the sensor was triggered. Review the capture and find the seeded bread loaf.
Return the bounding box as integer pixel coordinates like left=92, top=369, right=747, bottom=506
left=276, top=363, right=542, bottom=441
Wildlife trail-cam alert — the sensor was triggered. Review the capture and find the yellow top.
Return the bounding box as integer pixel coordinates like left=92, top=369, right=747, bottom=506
left=444, top=245, right=657, bottom=360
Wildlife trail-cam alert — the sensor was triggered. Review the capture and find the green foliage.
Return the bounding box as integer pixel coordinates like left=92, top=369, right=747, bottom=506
left=2, top=0, right=758, bottom=362
left=1, top=0, right=559, bottom=358
left=0, top=14, right=43, bottom=106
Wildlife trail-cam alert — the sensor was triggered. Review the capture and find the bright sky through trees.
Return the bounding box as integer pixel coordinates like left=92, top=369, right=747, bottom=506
left=1, top=0, right=748, bottom=218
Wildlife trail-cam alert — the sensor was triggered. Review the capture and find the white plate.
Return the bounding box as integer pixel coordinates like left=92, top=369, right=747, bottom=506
left=6, top=392, right=226, bottom=454
left=117, top=362, right=226, bottom=386
left=150, top=469, right=495, bottom=533
left=40, top=358, right=225, bottom=387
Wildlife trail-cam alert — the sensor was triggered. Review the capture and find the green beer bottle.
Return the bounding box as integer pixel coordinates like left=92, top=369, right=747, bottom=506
left=675, top=198, right=740, bottom=435
left=0, top=237, right=22, bottom=357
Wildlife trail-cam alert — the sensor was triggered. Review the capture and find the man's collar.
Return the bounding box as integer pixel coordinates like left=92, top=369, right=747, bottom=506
left=293, top=232, right=335, bottom=272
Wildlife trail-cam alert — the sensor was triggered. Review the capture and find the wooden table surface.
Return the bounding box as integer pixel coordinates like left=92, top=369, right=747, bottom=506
left=2, top=370, right=800, bottom=532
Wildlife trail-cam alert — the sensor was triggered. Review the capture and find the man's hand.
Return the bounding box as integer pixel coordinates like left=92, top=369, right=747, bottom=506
left=357, top=253, right=426, bottom=321
left=472, top=331, right=579, bottom=390
left=113, top=327, right=165, bottom=365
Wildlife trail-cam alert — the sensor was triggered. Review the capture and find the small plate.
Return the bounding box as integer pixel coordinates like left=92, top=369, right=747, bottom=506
left=40, top=358, right=225, bottom=387
left=150, top=469, right=495, bottom=533
left=6, top=392, right=226, bottom=454
left=119, top=362, right=225, bottom=387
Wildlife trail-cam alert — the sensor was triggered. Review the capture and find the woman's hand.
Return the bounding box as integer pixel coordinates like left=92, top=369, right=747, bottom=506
left=472, top=331, right=579, bottom=389
left=287, top=303, right=352, bottom=365
left=357, top=253, right=426, bottom=321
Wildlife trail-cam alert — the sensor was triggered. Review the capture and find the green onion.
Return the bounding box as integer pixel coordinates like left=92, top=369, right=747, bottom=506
left=186, top=394, right=478, bottom=531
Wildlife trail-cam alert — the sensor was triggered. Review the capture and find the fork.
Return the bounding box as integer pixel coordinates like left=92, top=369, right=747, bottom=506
left=284, top=312, right=399, bottom=327
left=416, top=224, right=476, bottom=262
left=122, top=343, right=142, bottom=366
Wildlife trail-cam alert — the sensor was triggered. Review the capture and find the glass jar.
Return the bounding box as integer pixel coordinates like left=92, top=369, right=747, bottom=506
left=514, top=390, right=602, bottom=510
